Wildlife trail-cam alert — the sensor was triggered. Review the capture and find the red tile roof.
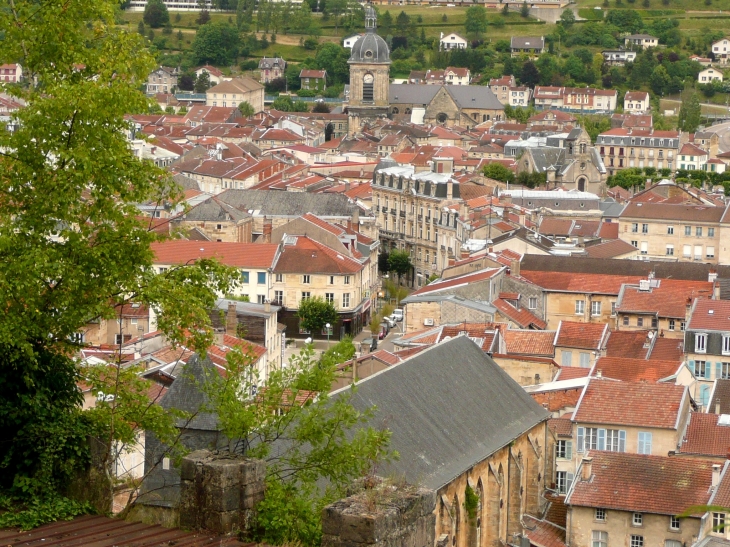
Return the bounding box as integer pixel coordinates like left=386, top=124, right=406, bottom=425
left=504, top=329, right=555, bottom=356
left=584, top=239, right=637, bottom=259
left=548, top=417, right=573, bottom=438
left=151, top=241, right=278, bottom=268
left=604, top=330, right=651, bottom=359
left=678, top=412, right=730, bottom=458
left=520, top=271, right=642, bottom=295
left=555, top=321, right=608, bottom=350
left=648, top=336, right=685, bottom=362
left=556, top=367, right=591, bottom=381
left=273, top=236, right=364, bottom=275
left=523, top=516, right=567, bottom=547
left=688, top=299, right=730, bottom=332
left=593, top=357, right=681, bottom=382
left=574, top=379, right=685, bottom=429
left=493, top=299, right=548, bottom=329
left=530, top=387, right=583, bottom=413
left=409, top=268, right=501, bottom=296
left=567, top=452, right=714, bottom=515
left=617, top=280, right=714, bottom=318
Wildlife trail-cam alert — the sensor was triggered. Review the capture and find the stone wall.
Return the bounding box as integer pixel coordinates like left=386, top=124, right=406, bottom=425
left=179, top=450, right=266, bottom=535
left=322, top=481, right=436, bottom=547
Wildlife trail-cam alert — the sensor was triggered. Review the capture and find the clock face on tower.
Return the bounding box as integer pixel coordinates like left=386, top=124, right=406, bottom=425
left=363, top=73, right=374, bottom=84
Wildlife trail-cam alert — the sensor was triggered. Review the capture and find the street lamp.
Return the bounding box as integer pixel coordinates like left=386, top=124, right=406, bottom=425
left=325, top=323, right=331, bottom=348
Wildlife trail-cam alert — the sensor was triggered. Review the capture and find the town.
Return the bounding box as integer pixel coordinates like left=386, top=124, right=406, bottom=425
left=4, top=0, right=730, bottom=546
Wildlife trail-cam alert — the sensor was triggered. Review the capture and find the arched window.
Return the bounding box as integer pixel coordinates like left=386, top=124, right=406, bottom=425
left=580, top=143, right=587, bottom=154
left=437, top=112, right=448, bottom=124
left=578, top=177, right=586, bottom=192
left=482, top=114, right=487, bottom=122
left=392, top=107, right=400, bottom=114
left=405, top=107, right=412, bottom=114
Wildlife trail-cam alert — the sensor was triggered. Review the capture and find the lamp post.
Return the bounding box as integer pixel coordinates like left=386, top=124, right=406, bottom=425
left=325, top=323, right=331, bottom=348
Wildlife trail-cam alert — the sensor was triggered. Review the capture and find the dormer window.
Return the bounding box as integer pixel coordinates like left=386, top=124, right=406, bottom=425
left=696, top=333, right=707, bottom=354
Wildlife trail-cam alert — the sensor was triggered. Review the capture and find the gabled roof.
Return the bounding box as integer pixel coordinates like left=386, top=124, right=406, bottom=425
left=617, top=280, right=714, bottom=318
left=337, top=336, right=549, bottom=489
left=493, top=299, right=547, bottom=329
left=151, top=241, right=278, bottom=268
left=584, top=239, right=637, bottom=259
left=593, top=356, right=681, bottom=383
left=620, top=202, right=724, bottom=222
left=272, top=236, right=363, bottom=275
left=567, top=452, right=714, bottom=515
left=604, top=330, right=651, bottom=359
left=680, top=142, right=709, bottom=157
left=408, top=268, right=502, bottom=297
left=523, top=516, right=567, bottom=547
left=573, top=378, right=685, bottom=429
left=217, top=189, right=356, bottom=217
left=687, top=299, right=730, bottom=332
left=710, top=379, right=730, bottom=415
left=511, top=36, right=545, bottom=49
left=678, top=412, right=730, bottom=458
left=555, top=321, right=608, bottom=350
left=519, top=271, right=641, bottom=295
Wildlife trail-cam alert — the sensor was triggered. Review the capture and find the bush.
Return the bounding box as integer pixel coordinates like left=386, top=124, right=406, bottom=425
left=304, top=37, right=319, bottom=50
left=296, top=88, right=317, bottom=97
left=240, top=59, right=259, bottom=71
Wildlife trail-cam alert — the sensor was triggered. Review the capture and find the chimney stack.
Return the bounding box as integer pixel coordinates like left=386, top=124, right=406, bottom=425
left=263, top=218, right=273, bottom=243
left=226, top=302, right=238, bottom=336
left=713, top=464, right=722, bottom=488
left=214, top=328, right=225, bottom=346
left=351, top=358, right=358, bottom=384
left=581, top=457, right=593, bottom=481
left=510, top=259, right=520, bottom=277
left=717, top=401, right=722, bottom=415
left=264, top=299, right=271, bottom=313
left=596, top=369, right=602, bottom=378
left=352, top=207, right=360, bottom=230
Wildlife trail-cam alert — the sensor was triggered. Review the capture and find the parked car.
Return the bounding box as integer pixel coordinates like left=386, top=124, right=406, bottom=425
left=391, top=308, right=403, bottom=322
left=383, top=316, right=396, bottom=328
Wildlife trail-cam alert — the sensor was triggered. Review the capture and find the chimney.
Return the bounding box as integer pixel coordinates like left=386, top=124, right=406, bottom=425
left=510, top=259, right=520, bottom=277
left=226, top=302, right=238, bottom=336
left=264, top=300, right=271, bottom=313
left=263, top=218, right=273, bottom=243
left=351, top=358, right=358, bottom=384
left=717, top=401, right=722, bottom=415
left=596, top=369, right=602, bottom=378
left=352, top=208, right=360, bottom=230
left=448, top=257, right=455, bottom=267
left=713, top=464, right=722, bottom=488
left=214, top=328, right=225, bottom=346
left=581, top=457, right=593, bottom=481
left=345, top=180, right=351, bottom=191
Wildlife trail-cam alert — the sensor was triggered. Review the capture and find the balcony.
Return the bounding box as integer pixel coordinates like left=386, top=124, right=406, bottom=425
left=418, top=214, right=423, bottom=222
left=400, top=211, right=406, bottom=218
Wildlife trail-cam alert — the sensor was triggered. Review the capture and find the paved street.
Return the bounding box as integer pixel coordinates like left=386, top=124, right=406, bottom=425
left=707, top=120, right=730, bottom=153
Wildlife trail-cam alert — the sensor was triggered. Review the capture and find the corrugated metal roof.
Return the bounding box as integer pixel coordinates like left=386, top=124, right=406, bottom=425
left=0, top=514, right=251, bottom=546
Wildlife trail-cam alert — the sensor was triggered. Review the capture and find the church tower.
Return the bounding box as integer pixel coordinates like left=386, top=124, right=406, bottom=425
left=347, top=5, right=391, bottom=134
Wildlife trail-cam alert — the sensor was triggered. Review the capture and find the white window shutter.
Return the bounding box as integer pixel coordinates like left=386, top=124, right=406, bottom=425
left=577, top=427, right=585, bottom=453
left=566, top=472, right=574, bottom=493
left=619, top=430, right=626, bottom=452
left=598, top=429, right=606, bottom=451
left=566, top=441, right=573, bottom=460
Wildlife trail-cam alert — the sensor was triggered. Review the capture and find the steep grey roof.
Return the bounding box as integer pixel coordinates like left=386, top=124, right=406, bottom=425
left=159, top=354, right=220, bottom=431
left=599, top=199, right=625, bottom=217
left=349, top=32, right=390, bottom=64
left=445, top=85, right=504, bottom=111
left=389, top=84, right=440, bottom=105
left=400, top=293, right=497, bottom=314
left=529, top=147, right=565, bottom=173
left=181, top=197, right=251, bottom=222
left=172, top=173, right=200, bottom=191
left=217, top=189, right=357, bottom=217
left=335, top=336, right=549, bottom=490
left=375, top=155, right=398, bottom=172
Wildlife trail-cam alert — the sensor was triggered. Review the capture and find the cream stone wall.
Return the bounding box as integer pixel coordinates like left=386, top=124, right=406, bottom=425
left=618, top=217, right=721, bottom=264
left=175, top=219, right=252, bottom=243
left=275, top=271, right=364, bottom=314
left=544, top=292, right=618, bottom=330
left=616, top=314, right=686, bottom=339
left=403, top=301, right=441, bottom=333
left=491, top=355, right=558, bottom=386
left=568, top=506, right=700, bottom=547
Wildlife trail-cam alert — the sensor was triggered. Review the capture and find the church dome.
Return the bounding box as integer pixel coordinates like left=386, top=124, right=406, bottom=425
left=349, top=6, right=390, bottom=64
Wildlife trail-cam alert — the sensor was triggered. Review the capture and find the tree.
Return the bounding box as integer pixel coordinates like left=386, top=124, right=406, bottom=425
left=388, top=250, right=412, bottom=283
left=197, top=0, right=211, bottom=24
left=298, top=296, right=339, bottom=335
left=272, top=94, right=295, bottom=111
left=650, top=65, right=671, bottom=96
left=483, top=162, right=516, bottom=183
left=143, top=0, right=170, bottom=28
left=559, top=8, right=575, bottom=27
left=380, top=10, right=393, bottom=33
left=395, top=11, right=411, bottom=35
left=138, top=20, right=146, bottom=35
left=239, top=101, right=255, bottom=116
left=520, top=2, right=530, bottom=17
left=465, top=5, right=488, bottom=39
left=0, top=0, right=239, bottom=522
left=194, top=71, right=211, bottom=93
left=678, top=86, right=702, bottom=133
left=192, top=21, right=241, bottom=65
left=314, top=42, right=350, bottom=86
left=312, top=101, right=331, bottom=113
left=520, top=61, right=540, bottom=87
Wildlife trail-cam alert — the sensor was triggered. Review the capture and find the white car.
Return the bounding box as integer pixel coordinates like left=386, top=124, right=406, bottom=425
left=383, top=316, right=396, bottom=328
left=391, top=309, right=404, bottom=322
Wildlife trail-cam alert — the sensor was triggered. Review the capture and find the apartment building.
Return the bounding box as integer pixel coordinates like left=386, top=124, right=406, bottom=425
left=617, top=202, right=725, bottom=263
left=146, top=66, right=178, bottom=94
left=205, top=77, right=265, bottom=113
left=596, top=128, right=682, bottom=174
left=533, top=86, right=617, bottom=113
left=489, top=75, right=516, bottom=104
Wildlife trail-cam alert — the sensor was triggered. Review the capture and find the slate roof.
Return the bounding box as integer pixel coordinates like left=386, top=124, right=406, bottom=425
left=388, top=84, right=503, bottom=111
left=336, top=336, right=549, bottom=490
left=567, top=451, right=714, bottom=515
left=678, top=412, right=730, bottom=458
left=217, top=189, right=357, bottom=217
left=159, top=354, right=219, bottom=430
left=511, top=36, right=545, bottom=49
left=180, top=197, right=251, bottom=222
left=573, top=378, right=685, bottom=429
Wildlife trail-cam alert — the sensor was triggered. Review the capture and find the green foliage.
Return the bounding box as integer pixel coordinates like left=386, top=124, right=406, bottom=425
left=605, top=9, right=644, bottom=33
left=297, top=88, right=317, bottom=97
left=205, top=345, right=393, bottom=545
left=483, top=162, right=516, bottom=183
left=464, top=484, right=479, bottom=521
left=465, top=6, right=488, bottom=38
left=576, top=115, right=612, bottom=143
left=192, top=22, right=241, bottom=65
left=314, top=43, right=350, bottom=86
left=297, top=296, right=339, bottom=334
left=0, top=495, right=92, bottom=531
left=520, top=1, right=530, bottom=17
left=607, top=167, right=662, bottom=189
left=678, top=86, right=702, bottom=132
left=239, top=101, right=255, bottom=117
left=143, top=0, right=169, bottom=28
left=313, top=101, right=331, bottom=113
left=388, top=250, right=412, bottom=281
left=383, top=279, right=409, bottom=306
left=194, top=70, right=211, bottom=93
left=559, top=8, right=576, bottom=27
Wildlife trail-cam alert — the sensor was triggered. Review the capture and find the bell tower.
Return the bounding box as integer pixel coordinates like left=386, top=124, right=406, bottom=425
left=347, top=5, right=391, bottom=134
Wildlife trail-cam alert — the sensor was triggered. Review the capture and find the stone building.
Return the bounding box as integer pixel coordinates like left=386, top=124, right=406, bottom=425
left=205, top=77, right=265, bottom=113
left=336, top=336, right=551, bottom=547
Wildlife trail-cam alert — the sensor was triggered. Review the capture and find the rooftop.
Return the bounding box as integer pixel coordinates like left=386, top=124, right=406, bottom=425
left=678, top=412, right=730, bottom=458
left=555, top=321, right=608, bottom=350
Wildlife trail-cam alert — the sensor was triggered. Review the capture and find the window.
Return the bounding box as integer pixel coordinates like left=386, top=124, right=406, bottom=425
left=302, top=274, right=311, bottom=284
left=714, top=512, right=726, bottom=532
left=561, top=351, right=572, bottom=366
left=344, top=275, right=351, bottom=285
left=258, top=272, right=266, bottom=284
left=577, top=427, right=602, bottom=452
left=669, top=319, right=675, bottom=331
left=709, top=228, right=716, bottom=237
left=695, top=360, right=709, bottom=379
left=683, top=245, right=692, bottom=258
left=667, top=226, right=674, bottom=235
left=697, top=226, right=703, bottom=237
left=241, top=271, right=250, bottom=283
left=556, top=471, right=573, bottom=494
left=685, top=226, right=692, bottom=236
left=301, top=291, right=311, bottom=301
left=637, top=317, right=644, bottom=327
left=325, top=292, right=334, bottom=304
left=632, top=223, right=639, bottom=233
left=162, top=457, right=170, bottom=470
left=606, top=429, right=626, bottom=452
left=666, top=541, right=682, bottom=547
left=575, top=300, right=585, bottom=314
left=591, top=301, right=601, bottom=316
left=696, top=333, right=707, bottom=353
left=274, top=290, right=283, bottom=304
left=257, top=295, right=265, bottom=304
left=556, top=440, right=572, bottom=459
left=342, top=293, right=350, bottom=308
left=640, top=241, right=648, bottom=255
left=707, top=246, right=715, bottom=258
left=595, top=508, right=606, bottom=521
left=631, top=536, right=644, bottom=547
left=623, top=316, right=630, bottom=326
left=611, top=302, right=617, bottom=316
left=670, top=516, right=680, bottom=530
left=642, top=224, right=648, bottom=234
left=666, top=244, right=674, bottom=256
left=638, top=432, right=652, bottom=454
left=695, top=245, right=703, bottom=261
left=528, top=297, right=537, bottom=310
left=275, top=273, right=283, bottom=283
left=681, top=321, right=686, bottom=331
left=328, top=275, right=335, bottom=285
left=580, top=352, right=591, bottom=368
left=631, top=240, right=638, bottom=248
left=651, top=317, right=658, bottom=328
left=592, top=530, right=608, bottom=547
left=633, top=513, right=643, bottom=526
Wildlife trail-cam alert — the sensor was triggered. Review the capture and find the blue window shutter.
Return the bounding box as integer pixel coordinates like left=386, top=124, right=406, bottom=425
left=598, top=429, right=606, bottom=451
left=566, top=441, right=573, bottom=460
left=689, top=360, right=695, bottom=376
left=701, top=385, right=710, bottom=407
left=619, top=430, right=626, bottom=452
left=577, top=427, right=585, bottom=453
left=566, top=472, right=574, bottom=493
left=717, top=362, right=722, bottom=380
